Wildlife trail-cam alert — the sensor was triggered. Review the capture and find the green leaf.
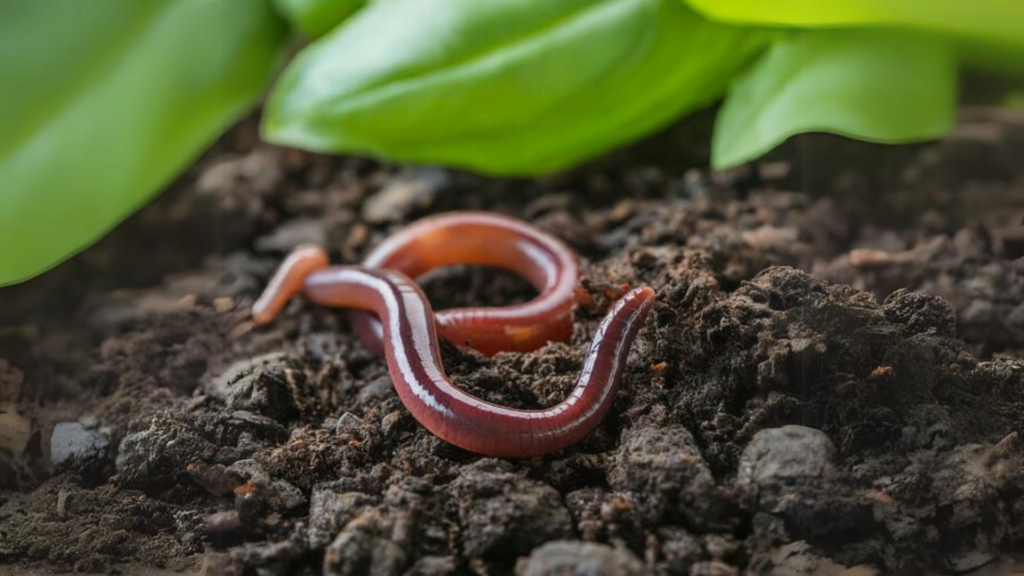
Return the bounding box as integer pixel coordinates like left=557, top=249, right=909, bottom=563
left=712, top=30, right=957, bottom=169
left=0, top=0, right=287, bottom=286
left=263, top=0, right=772, bottom=175
left=682, top=0, right=1024, bottom=48
left=273, top=0, right=364, bottom=38
left=959, top=39, right=1024, bottom=78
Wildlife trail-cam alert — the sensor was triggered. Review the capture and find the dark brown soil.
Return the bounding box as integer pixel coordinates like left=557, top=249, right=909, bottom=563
left=1, top=109, right=1023, bottom=575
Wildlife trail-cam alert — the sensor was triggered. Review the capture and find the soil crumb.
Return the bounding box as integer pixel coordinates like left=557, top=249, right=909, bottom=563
left=1, top=110, right=1023, bottom=574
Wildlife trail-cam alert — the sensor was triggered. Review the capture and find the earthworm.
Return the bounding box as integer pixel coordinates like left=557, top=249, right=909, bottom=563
left=352, top=212, right=579, bottom=356
left=253, top=248, right=654, bottom=457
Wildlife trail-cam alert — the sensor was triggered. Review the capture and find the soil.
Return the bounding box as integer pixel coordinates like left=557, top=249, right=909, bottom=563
left=1, top=108, right=1023, bottom=576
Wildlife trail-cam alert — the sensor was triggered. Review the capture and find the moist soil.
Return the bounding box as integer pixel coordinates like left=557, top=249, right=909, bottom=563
left=1, top=109, right=1023, bottom=575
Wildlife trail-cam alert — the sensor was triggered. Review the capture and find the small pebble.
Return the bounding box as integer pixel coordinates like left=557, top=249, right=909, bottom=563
left=213, top=297, right=236, bottom=313
left=516, top=541, right=643, bottom=576
left=336, top=412, right=363, bottom=432
left=50, top=422, right=109, bottom=467
left=204, top=510, right=243, bottom=537
left=737, top=425, right=836, bottom=489
left=381, top=411, right=405, bottom=437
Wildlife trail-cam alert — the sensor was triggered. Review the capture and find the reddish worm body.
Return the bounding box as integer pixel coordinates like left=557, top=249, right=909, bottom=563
left=252, top=214, right=654, bottom=457
left=352, top=212, right=580, bottom=356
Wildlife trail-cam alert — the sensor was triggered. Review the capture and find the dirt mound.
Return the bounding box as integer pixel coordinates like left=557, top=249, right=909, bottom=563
left=1, top=113, right=1022, bottom=574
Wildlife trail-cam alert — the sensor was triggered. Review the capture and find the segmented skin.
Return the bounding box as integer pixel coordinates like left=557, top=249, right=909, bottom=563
left=251, top=214, right=654, bottom=457
left=351, top=212, right=579, bottom=356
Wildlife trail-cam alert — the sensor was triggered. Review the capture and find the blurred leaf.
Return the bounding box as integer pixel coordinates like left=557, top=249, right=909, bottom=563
left=682, top=0, right=1024, bottom=48
left=263, top=0, right=771, bottom=175
left=273, top=0, right=364, bottom=38
left=0, top=0, right=287, bottom=286
left=959, top=40, right=1024, bottom=79
left=712, top=31, right=957, bottom=169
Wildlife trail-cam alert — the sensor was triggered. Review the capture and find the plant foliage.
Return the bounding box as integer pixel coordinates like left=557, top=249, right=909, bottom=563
left=273, top=0, right=363, bottom=39
left=262, top=0, right=770, bottom=175
left=0, top=0, right=286, bottom=286
left=0, top=0, right=1019, bottom=285
left=712, top=31, right=957, bottom=169
left=682, top=0, right=1024, bottom=48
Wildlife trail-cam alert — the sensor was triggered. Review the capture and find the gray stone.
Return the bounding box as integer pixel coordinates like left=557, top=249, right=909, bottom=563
left=115, top=415, right=216, bottom=489
left=210, top=354, right=298, bottom=421
left=381, top=411, right=406, bottom=437
left=737, top=426, right=836, bottom=490
left=204, top=510, right=243, bottom=537
left=228, top=458, right=271, bottom=484
left=516, top=541, right=644, bottom=576
left=50, top=422, right=109, bottom=467
left=268, top=479, right=306, bottom=512
left=336, top=412, right=363, bottom=432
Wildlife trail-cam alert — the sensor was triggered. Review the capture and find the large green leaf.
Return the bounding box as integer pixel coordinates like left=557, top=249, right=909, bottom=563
left=712, top=31, right=957, bottom=169
left=682, top=0, right=1024, bottom=48
left=272, top=0, right=364, bottom=38
left=263, top=0, right=771, bottom=175
left=0, top=0, right=286, bottom=286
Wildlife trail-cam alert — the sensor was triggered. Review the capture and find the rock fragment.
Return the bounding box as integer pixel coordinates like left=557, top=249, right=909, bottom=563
left=882, top=289, right=957, bottom=337
left=452, top=460, right=572, bottom=560
left=50, top=422, right=109, bottom=467
left=115, top=414, right=217, bottom=490
left=516, top=541, right=643, bottom=576
left=737, top=426, right=836, bottom=492
left=210, top=354, right=299, bottom=421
